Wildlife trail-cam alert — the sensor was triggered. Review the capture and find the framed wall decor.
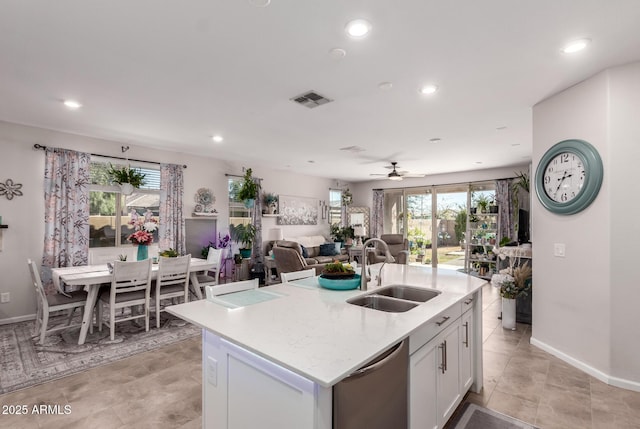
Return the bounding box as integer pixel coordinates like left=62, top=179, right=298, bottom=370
left=277, top=195, right=318, bottom=225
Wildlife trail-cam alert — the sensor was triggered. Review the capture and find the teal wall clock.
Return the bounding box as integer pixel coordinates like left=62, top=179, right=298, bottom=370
left=535, top=139, right=603, bottom=215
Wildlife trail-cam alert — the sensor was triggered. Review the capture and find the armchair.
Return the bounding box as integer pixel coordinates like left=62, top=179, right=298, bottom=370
left=367, top=234, right=410, bottom=265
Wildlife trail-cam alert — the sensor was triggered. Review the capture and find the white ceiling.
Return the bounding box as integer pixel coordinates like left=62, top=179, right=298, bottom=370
left=1, top=1, right=639, bottom=182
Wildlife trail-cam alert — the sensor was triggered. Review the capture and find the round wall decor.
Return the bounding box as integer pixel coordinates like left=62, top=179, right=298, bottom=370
left=534, top=139, right=603, bottom=215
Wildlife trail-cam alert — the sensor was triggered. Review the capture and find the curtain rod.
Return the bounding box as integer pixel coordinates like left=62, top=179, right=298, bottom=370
left=225, top=173, right=263, bottom=181
left=33, top=144, right=187, bottom=169
left=372, top=175, right=522, bottom=192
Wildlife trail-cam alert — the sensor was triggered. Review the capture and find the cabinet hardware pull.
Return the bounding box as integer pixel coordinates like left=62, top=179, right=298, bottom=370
left=463, top=322, right=469, bottom=348
left=435, top=316, right=450, bottom=326
left=443, top=340, right=448, bottom=372
left=438, top=342, right=446, bottom=374
left=464, top=298, right=473, bottom=305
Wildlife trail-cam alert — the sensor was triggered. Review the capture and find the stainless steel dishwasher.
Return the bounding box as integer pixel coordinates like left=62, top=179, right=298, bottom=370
left=333, top=339, right=408, bottom=429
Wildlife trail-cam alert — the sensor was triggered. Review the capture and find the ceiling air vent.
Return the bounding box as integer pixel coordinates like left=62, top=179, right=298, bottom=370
left=290, top=90, right=333, bottom=109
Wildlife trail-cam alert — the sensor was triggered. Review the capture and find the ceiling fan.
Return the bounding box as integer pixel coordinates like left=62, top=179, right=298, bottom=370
left=370, top=162, right=425, bottom=181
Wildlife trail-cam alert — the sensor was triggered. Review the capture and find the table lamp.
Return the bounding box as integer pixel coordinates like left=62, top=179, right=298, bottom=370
left=353, top=226, right=365, bottom=246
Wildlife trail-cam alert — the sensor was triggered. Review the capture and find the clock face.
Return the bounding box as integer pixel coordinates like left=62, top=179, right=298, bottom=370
left=535, top=139, right=603, bottom=215
left=543, top=152, right=586, bottom=203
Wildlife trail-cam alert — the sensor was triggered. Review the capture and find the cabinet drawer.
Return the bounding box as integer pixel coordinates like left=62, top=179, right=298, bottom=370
left=461, top=293, right=475, bottom=314
left=409, top=304, right=461, bottom=355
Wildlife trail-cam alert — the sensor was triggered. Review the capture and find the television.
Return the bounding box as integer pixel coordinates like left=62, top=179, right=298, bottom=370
left=518, top=209, right=530, bottom=244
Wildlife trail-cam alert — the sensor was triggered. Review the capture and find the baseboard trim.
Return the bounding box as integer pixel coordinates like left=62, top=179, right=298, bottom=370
left=0, top=314, right=36, bottom=325
left=530, top=336, right=640, bottom=393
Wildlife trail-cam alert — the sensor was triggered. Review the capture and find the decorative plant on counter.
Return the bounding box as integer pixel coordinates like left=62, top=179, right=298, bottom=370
left=107, top=163, right=146, bottom=195
left=230, top=223, right=257, bottom=258
left=238, top=168, right=260, bottom=208
left=321, top=261, right=355, bottom=278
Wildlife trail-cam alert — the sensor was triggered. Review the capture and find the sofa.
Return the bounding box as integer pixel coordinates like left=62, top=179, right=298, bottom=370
left=268, top=235, right=349, bottom=275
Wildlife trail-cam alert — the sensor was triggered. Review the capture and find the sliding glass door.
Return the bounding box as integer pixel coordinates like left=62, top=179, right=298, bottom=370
left=434, top=187, right=468, bottom=270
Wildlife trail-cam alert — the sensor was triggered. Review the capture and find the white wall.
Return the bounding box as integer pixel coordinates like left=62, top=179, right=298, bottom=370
left=608, top=62, right=640, bottom=384
left=531, top=61, right=640, bottom=390
left=0, top=121, right=336, bottom=322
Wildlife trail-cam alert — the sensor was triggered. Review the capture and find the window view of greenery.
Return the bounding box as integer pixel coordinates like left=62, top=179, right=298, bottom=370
left=384, top=183, right=495, bottom=270
left=329, top=189, right=342, bottom=225
left=229, top=178, right=251, bottom=227
left=89, top=161, right=160, bottom=248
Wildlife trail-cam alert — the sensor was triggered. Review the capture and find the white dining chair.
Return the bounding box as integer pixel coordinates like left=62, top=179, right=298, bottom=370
left=153, top=254, right=191, bottom=328
left=191, top=247, right=223, bottom=299
left=205, top=278, right=259, bottom=299
left=27, top=259, right=88, bottom=344
left=280, top=268, right=316, bottom=283
left=97, top=259, right=152, bottom=341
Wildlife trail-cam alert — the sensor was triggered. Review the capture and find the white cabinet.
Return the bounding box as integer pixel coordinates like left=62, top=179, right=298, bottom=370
left=459, top=308, right=474, bottom=392
left=410, top=293, right=478, bottom=429
left=202, top=330, right=332, bottom=429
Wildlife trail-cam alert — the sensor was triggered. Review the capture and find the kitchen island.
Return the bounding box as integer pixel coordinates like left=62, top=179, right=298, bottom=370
left=168, top=263, right=486, bottom=429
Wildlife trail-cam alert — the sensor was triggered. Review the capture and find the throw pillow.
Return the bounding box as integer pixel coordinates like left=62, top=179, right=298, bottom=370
left=319, top=243, right=337, bottom=256
left=300, top=245, right=309, bottom=258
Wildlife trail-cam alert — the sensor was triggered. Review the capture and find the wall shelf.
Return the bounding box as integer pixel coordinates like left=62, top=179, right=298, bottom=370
left=262, top=214, right=281, bottom=218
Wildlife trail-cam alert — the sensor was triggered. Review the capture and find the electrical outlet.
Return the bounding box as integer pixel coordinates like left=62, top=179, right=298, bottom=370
left=0, top=292, right=10, bottom=303
left=554, top=243, right=566, bottom=257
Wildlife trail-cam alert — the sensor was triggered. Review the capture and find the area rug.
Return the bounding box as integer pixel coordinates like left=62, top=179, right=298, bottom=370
left=0, top=313, right=200, bottom=394
left=449, top=402, right=538, bottom=429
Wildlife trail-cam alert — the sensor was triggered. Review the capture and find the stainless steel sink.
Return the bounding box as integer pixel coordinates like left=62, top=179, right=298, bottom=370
left=347, top=295, right=418, bottom=313
left=375, top=285, right=441, bottom=303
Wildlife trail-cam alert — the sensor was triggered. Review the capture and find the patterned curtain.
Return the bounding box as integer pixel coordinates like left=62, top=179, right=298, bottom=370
left=495, top=179, right=515, bottom=244
left=159, top=164, right=185, bottom=254
left=252, top=179, right=263, bottom=263
left=371, top=189, right=384, bottom=238
left=42, top=148, right=91, bottom=294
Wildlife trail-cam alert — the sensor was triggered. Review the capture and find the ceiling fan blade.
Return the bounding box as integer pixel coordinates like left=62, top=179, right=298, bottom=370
left=402, top=173, right=426, bottom=178
left=369, top=173, right=386, bottom=176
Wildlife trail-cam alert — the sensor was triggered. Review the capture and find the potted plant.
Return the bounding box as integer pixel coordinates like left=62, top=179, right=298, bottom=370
left=489, top=196, right=499, bottom=214
left=263, top=192, right=278, bottom=214
left=107, top=163, right=146, bottom=195
left=474, top=194, right=490, bottom=213
left=230, top=223, right=256, bottom=258
left=238, top=168, right=260, bottom=208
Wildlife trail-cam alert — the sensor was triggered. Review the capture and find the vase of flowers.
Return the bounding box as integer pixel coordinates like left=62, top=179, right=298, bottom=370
left=491, top=251, right=532, bottom=330
left=128, top=216, right=158, bottom=260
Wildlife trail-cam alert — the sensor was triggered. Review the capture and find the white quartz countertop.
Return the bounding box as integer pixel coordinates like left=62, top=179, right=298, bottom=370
left=168, top=264, right=486, bottom=387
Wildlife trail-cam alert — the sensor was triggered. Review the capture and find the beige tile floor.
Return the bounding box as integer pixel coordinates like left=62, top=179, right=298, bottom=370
left=2, top=283, right=639, bottom=428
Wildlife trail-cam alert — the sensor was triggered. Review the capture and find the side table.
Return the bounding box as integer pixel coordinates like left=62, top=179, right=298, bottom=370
left=264, top=257, right=280, bottom=285
left=348, top=246, right=364, bottom=264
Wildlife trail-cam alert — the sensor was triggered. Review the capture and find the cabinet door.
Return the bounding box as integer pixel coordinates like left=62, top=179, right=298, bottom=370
left=459, top=310, right=474, bottom=392
left=436, top=322, right=461, bottom=427
left=409, top=340, right=438, bottom=429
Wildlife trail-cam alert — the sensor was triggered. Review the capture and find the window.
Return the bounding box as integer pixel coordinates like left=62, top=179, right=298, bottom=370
left=329, top=189, right=342, bottom=225
left=228, top=177, right=251, bottom=226
left=89, top=160, right=160, bottom=248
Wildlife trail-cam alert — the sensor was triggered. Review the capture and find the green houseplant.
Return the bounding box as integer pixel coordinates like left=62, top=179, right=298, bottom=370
left=238, top=168, right=260, bottom=208
left=107, top=164, right=146, bottom=196
left=230, top=223, right=256, bottom=258
left=474, top=194, right=491, bottom=213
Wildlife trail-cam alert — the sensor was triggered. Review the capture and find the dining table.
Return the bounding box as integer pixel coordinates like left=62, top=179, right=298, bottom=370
left=51, top=258, right=215, bottom=345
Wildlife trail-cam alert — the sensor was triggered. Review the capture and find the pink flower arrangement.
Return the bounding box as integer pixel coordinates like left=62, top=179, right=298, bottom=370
left=128, top=216, right=158, bottom=245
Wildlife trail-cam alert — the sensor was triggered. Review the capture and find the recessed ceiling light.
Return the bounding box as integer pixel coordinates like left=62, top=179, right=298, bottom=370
left=329, top=48, right=347, bottom=60
left=378, top=82, right=393, bottom=91
left=419, top=85, right=438, bottom=95
left=562, top=38, right=591, bottom=54
left=63, top=100, right=82, bottom=109
left=249, top=0, right=271, bottom=7
left=212, top=135, right=223, bottom=143
left=429, top=138, right=442, bottom=143
left=345, top=19, right=371, bottom=38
